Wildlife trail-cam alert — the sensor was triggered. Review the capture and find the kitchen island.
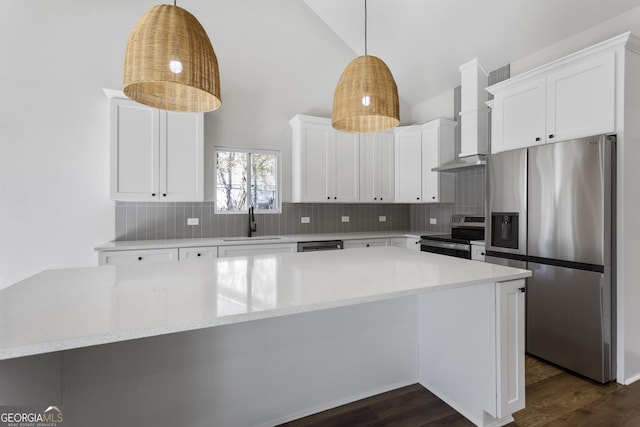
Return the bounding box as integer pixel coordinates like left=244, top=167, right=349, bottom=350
left=0, top=247, right=530, bottom=427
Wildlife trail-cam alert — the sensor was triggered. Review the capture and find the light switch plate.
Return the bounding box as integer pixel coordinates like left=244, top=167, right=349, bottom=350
left=301, top=217, right=310, bottom=224
left=187, top=218, right=199, bottom=226
left=429, top=218, right=437, bottom=225
left=341, top=216, right=349, bottom=222
left=378, top=216, right=386, bottom=222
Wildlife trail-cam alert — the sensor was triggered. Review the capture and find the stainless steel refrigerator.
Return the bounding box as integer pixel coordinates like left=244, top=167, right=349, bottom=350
left=485, top=135, right=615, bottom=383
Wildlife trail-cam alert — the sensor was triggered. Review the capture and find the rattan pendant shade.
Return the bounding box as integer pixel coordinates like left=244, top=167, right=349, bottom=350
left=123, top=4, right=221, bottom=112
left=332, top=55, right=399, bottom=133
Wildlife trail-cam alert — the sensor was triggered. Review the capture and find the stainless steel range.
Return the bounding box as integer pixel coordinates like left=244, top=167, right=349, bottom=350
left=420, top=215, right=485, bottom=259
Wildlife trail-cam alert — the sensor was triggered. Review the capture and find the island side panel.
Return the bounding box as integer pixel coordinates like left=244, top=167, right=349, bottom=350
left=62, top=296, right=419, bottom=427
left=0, top=352, right=62, bottom=405
left=417, top=281, right=499, bottom=426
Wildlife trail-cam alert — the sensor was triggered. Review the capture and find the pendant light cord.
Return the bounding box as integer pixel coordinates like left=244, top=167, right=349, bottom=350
left=364, top=0, right=368, bottom=56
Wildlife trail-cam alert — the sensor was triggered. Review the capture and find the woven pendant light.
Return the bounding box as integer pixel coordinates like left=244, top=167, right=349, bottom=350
left=332, top=0, right=399, bottom=133
left=123, top=4, right=221, bottom=112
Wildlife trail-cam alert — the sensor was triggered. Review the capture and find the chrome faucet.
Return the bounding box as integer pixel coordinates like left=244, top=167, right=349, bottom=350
left=248, top=206, right=257, bottom=237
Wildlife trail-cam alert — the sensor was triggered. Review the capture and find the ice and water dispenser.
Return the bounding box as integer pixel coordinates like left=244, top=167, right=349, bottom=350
left=490, top=213, right=519, bottom=249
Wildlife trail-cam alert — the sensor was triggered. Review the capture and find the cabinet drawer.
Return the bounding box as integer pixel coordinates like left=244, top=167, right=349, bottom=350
left=218, top=243, right=297, bottom=258
left=343, top=238, right=390, bottom=249
left=179, top=246, right=218, bottom=260
left=99, top=248, right=179, bottom=265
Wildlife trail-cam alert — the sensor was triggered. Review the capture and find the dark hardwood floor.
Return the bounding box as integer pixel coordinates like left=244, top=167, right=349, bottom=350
left=279, top=356, right=640, bottom=427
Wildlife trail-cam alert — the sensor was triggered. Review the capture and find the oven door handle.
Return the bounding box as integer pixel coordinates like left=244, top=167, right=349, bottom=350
left=419, top=239, right=471, bottom=252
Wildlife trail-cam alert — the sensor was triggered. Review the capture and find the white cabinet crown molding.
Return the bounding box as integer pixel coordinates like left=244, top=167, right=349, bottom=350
left=103, top=88, right=127, bottom=99
left=487, top=32, right=636, bottom=95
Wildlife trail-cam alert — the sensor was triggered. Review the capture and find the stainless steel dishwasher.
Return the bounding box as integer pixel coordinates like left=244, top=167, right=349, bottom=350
left=297, top=240, right=344, bottom=252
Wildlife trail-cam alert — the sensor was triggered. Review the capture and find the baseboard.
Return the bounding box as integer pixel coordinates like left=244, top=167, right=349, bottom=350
left=259, top=379, right=417, bottom=427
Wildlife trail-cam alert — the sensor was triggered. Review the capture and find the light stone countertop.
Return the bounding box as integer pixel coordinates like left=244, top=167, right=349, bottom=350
left=0, top=247, right=529, bottom=361
left=94, top=231, right=443, bottom=251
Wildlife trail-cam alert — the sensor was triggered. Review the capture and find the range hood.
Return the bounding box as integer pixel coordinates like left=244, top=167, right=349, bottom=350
left=432, top=58, right=488, bottom=172
left=431, top=154, right=485, bottom=171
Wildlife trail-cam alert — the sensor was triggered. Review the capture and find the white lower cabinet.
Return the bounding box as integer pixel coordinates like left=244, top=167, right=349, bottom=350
left=218, top=243, right=297, bottom=258
left=99, top=248, right=179, bottom=265
left=496, top=280, right=526, bottom=417
left=390, top=237, right=421, bottom=250
left=471, top=243, right=486, bottom=261
left=179, top=246, right=218, bottom=260
left=343, top=238, right=390, bottom=249
left=406, top=237, right=421, bottom=251
left=390, top=237, right=407, bottom=249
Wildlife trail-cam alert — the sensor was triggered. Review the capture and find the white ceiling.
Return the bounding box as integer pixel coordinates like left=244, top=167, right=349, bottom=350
left=304, top=0, right=640, bottom=107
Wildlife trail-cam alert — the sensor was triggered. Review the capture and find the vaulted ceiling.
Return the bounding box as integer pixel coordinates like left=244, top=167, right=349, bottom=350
left=304, top=0, right=640, bottom=107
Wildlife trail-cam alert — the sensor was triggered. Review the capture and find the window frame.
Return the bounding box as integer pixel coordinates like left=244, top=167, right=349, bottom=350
left=214, top=146, right=282, bottom=214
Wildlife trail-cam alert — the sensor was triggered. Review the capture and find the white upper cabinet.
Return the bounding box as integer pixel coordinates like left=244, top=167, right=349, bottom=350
left=360, top=132, right=394, bottom=202
left=488, top=44, right=616, bottom=154
left=393, top=128, right=423, bottom=202
left=106, top=91, right=204, bottom=201
left=546, top=51, right=615, bottom=142
left=491, top=78, right=546, bottom=153
left=332, top=131, right=360, bottom=202
left=290, top=115, right=359, bottom=203
left=421, top=121, right=455, bottom=203
left=394, top=119, right=455, bottom=203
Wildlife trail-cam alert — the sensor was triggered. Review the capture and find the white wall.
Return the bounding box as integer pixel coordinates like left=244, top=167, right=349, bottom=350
left=410, top=89, right=455, bottom=123
left=0, top=0, right=360, bottom=289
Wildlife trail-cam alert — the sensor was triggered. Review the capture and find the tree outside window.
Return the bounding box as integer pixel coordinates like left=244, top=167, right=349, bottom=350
left=215, top=149, right=279, bottom=213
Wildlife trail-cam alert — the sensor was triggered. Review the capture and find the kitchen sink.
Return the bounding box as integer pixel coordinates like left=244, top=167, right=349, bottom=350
left=221, top=236, right=285, bottom=242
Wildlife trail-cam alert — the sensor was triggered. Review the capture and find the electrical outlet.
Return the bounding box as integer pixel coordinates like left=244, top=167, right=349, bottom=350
left=187, top=218, right=199, bottom=226
left=429, top=218, right=437, bottom=225
left=301, top=217, right=310, bottom=224
left=341, top=216, right=349, bottom=223
left=378, top=216, right=386, bottom=222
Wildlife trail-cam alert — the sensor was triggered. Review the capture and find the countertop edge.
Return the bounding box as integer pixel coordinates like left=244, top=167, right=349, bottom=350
left=0, top=269, right=529, bottom=361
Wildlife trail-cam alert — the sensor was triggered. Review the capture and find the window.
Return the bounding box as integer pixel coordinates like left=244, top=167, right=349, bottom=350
left=215, top=148, right=280, bottom=213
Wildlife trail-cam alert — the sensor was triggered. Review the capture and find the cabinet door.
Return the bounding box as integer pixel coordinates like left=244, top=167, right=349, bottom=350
left=360, top=133, right=394, bottom=202
left=422, top=126, right=454, bottom=203
left=161, top=111, right=204, bottom=201
left=496, top=280, right=526, bottom=418
left=332, top=132, right=360, bottom=202
left=98, top=248, right=179, bottom=265
left=110, top=98, right=160, bottom=200
left=218, top=243, right=297, bottom=258
left=178, top=246, right=217, bottom=260
left=406, top=237, right=421, bottom=251
left=492, top=78, right=546, bottom=153
left=394, top=130, right=422, bottom=202
left=359, top=134, right=377, bottom=202
left=298, top=126, right=331, bottom=202
left=376, top=132, right=395, bottom=202
left=546, top=52, right=615, bottom=142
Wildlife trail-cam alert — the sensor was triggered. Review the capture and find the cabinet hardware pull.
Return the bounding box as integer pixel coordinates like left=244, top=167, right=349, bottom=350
left=151, top=193, right=156, bottom=197
left=197, top=253, right=201, bottom=257
left=138, top=257, right=143, bottom=261
left=334, top=197, right=337, bottom=200
left=549, top=134, right=554, bottom=139
left=416, top=197, right=420, bottom=200
left=380, top=197, right=383, bottom=201
left=327, top=196, right=330, bottom=200
left=481, top=252, right=485, bottom=256
left=432, top=196, right=435, bottom=200
left=162, top=193, right=166, bottom=197
left=519, top=287, right=526, bottom=293
left=374, top=197, right=377, bottom=200
left=366, top=244, right=370, bottom=247
left=535, top=137, right=541, bottom=142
